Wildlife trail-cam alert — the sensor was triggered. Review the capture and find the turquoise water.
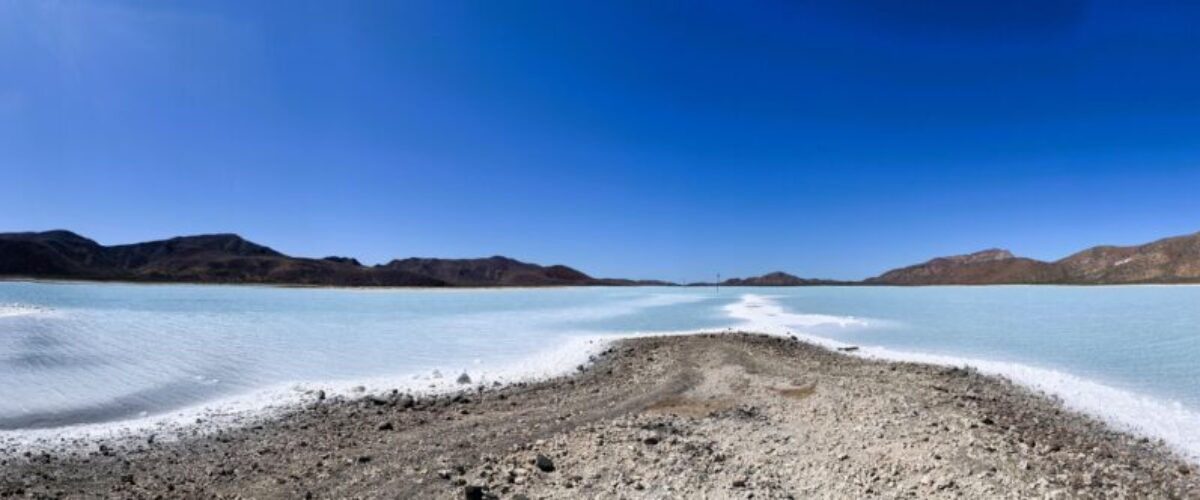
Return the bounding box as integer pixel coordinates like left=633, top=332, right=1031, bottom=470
left=1, top=281, right=1199, bottom=458
left=770, top=286, right=1200, bottom=409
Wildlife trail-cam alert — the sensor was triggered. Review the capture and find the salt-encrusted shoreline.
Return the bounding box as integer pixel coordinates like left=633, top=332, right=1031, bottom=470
left=2, top=332, right=1197, bottom=499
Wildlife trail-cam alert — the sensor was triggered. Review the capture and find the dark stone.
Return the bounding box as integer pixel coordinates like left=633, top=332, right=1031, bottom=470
left=377, top=422, right=394, bottom=431
left=457, top=373, right=472, bottom=385
left=397, top=394, right=415, bottom=408
left=463, top=485, right=487, bottom=500
left=534, top=453, right=556, bottom=472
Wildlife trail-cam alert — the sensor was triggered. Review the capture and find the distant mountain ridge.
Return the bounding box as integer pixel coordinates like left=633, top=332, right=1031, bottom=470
left=866, top=249, right=1065, bottom=285
left=381, top=256, right=594, bottom=287
left=867, top=231, right=1200, bottom=285
left=0, top=230, right=619, bottom=287
left=5, top=229, right=1200, bottom=287
left=720, top=272, right=848, bottom=286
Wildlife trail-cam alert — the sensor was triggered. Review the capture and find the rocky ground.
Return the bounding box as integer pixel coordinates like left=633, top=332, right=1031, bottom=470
left=2, top=332, right=1198, bottom=499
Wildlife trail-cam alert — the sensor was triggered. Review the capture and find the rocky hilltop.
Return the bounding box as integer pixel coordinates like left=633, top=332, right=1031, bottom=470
left=0, top=230, right=613, bottom=287
left=869, top=232, right=1200, bottom=285
left=381, top=256, right=594, bottom=287
left=867, top=249, right=1066, bottom=285
left=1056, top=232, right=1200, bottom=283
left=721, top=271, right=846, bottom=286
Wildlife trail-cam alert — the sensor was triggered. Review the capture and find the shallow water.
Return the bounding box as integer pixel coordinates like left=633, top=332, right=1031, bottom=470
left=1, top=281, right=1198, bottom=458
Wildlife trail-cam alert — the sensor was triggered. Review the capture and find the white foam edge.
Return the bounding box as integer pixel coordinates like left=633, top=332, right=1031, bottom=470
left=727, top=293, right=1200, bottom=463
left=0, top=303, right=55, bottom=319
left=0, top=334, right=612, bottom=456
left=0, top=292, right=1004, bottom=453
left=0, top=292, right=702, bottom=455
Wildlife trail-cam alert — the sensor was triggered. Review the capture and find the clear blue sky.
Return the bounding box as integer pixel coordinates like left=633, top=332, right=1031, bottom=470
left=3, top=1, right=1199, bottom=281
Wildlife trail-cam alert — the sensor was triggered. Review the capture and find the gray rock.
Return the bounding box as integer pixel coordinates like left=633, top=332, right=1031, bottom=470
left=457, top=373, right=472, bottom=385
left=535, top=453, right=556, bottom=472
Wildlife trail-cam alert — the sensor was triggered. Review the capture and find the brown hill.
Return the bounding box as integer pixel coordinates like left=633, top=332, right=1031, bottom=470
left=868, top=232, right=1200, bottom=285
left=866, top=249, right=1066, bottom=285
left=381, top=256, right=595, bottom=287
left=0, top=231, right=608, bottom=287
left=721, top=271, right=845, bottom=286
left=1056, top=232, right=1200, bottom=283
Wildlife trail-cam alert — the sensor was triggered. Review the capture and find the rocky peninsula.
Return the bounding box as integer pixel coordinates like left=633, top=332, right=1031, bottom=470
left=2, top=333, right=1197, bottom=498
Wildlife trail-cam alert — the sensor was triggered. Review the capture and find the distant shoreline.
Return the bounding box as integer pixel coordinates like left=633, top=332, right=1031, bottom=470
left=0, top=276, right=619, bottom=291
left=5, top=276, right=1200, bottom=290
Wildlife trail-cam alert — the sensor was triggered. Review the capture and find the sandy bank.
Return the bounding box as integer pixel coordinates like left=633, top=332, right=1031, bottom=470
left=2, top=332, right=1197, bottom=498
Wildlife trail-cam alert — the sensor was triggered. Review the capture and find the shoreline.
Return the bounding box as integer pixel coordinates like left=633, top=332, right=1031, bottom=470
left=2, top=332, right=1197, bottom=498
left=5, top=290, right=1200, bottom=467
left=0, top=277, right=622, bottom=291
left=0, top=334, right=613, bottom=451
left=5, top=291, right=1200, bottom=467
left=6, top=277, right=1200, bottom=290
left=723, top=294, right=1200, bottom=463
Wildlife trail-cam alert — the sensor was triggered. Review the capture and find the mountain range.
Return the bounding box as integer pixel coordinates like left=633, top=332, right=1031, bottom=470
left=0, top=230, right=635, bottom=287
left=2, top=230, right=1199, bottom=286
left=715, top=231, right=1200, bottom=286
left=865, top=231, right=1200, bottom=285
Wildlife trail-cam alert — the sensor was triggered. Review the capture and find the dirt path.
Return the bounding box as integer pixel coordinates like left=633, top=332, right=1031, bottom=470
left=3, top=333, right=1197, bottom=499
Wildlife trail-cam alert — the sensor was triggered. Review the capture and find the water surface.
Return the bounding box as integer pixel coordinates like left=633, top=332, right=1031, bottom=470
left=2, top=281, right=1198, bottom=458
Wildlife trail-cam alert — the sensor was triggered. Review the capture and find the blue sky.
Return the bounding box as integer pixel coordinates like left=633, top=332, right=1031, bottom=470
left=3, top=1, right=1199, bottom=281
